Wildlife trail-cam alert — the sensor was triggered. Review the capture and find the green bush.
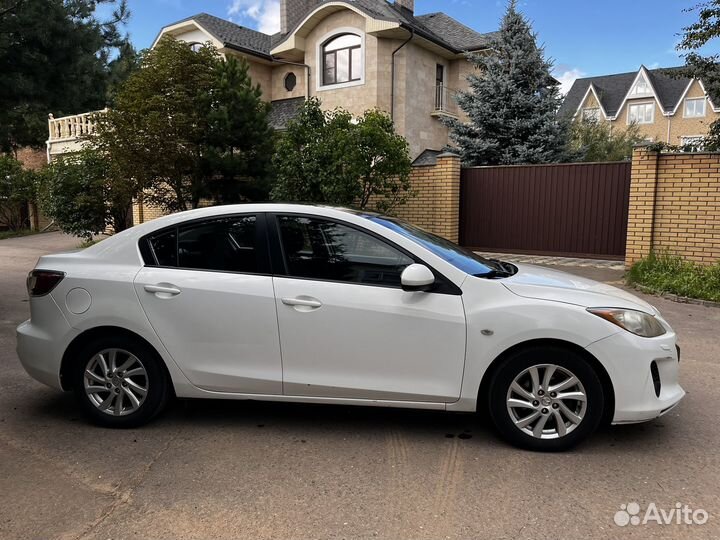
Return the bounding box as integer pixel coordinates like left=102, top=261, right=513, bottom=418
left=628, top=252, right=720, bottom=302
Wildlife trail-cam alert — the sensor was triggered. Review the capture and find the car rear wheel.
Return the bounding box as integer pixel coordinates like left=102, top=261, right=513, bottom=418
left=72, top=336, right=170, bottom=428
left=488, top=346, right=604, bottom=451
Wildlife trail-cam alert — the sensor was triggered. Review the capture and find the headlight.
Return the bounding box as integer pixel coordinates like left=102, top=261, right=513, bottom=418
left=587, top=308, right=666, bottom=337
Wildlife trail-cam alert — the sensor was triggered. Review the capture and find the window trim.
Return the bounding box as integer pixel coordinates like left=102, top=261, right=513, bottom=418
left=138, top=212, right=272, bottom=277
left=683, top=97, right=707, bottom=118
left=627, top=101, right=655, bottom=125
left=581, top=107, right=601, bottom=122
left=316, top=28, right=365, bottom=92
left=267, top=212, right=461, bottom=295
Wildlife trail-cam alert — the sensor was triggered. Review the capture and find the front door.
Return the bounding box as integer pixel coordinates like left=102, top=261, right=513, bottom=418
left=270, top=214, right=466, bottom=403
left=134, top=213, right=282, bottom=394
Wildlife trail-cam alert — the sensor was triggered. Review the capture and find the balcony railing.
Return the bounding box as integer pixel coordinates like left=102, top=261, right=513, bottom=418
left=47, top=109, right=107, bottom=142
left=433, top=85, right=458, bottom=117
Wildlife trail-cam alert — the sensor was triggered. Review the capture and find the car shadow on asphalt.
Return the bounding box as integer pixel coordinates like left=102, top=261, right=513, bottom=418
left=23, top=389, right=681, bottom=455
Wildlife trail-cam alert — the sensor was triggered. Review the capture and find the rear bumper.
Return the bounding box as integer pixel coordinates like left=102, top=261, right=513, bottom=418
left=16, top=296, right=77, bottom=390
left=586, top=331, right=685, bottom=424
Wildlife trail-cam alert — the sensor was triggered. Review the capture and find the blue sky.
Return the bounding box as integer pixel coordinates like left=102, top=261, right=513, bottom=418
left=115, top=0, right=720, bottom=93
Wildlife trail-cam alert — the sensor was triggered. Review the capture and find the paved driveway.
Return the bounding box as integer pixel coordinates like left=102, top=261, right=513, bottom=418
left=1, top=232, right=719, bottom=539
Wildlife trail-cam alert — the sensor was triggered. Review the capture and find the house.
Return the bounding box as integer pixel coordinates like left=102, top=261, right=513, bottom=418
left=46, top=0, right=496, bottom=162
left=560, top=65, right=720, bottom=148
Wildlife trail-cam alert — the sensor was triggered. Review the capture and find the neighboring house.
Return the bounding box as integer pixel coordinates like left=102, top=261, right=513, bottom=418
left=561, top=65, right=720, bottom=149
left=46, top=0, right=496, bottom=162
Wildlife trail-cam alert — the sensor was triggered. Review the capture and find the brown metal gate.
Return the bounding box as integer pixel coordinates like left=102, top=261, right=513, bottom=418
left=460, top=162, right=631, bottom=259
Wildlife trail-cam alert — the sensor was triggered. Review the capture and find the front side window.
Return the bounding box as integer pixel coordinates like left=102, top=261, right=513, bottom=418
left=276, top=216, right=413, bottom=286
left=681, top=136, right=705, bottom=151
left=322, top=33, right=362, bottom=86
left=630, top=73, right=653, bottom=96
left=628, top=102, right=654, bottom=124
left=684, top=98, right=706, bottom=118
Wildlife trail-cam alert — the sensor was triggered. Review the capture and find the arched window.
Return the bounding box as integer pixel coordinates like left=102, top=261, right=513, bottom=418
left=322, top=33, right=362, bottom=86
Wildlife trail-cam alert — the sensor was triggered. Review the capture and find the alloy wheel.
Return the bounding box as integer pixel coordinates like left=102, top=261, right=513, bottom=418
left=506, top=363, right=588, bottom=439
left=83, top=348, right=148, bottom=416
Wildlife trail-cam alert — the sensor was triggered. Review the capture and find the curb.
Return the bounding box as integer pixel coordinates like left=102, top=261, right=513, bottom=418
left=630, top=283, right=720, bottom=309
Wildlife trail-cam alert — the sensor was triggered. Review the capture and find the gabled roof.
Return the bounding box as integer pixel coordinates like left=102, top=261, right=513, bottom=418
left=163, top=13, right=275, bottom=58
left=560, top=66, right=718, bottom=118
left=414, top=12, right=499, bottom=51
left=162, top=3, right=494, bottom=60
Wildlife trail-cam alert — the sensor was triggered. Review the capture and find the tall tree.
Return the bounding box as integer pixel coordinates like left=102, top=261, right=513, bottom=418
left=95, top=37, right=274, bottom=212
left=271, top=99, right=412, bottom=212
left=203, top=56, right=275, bottom=204
left=446, top=0, right=569, bottom=165
left=569, top=120, right=644, bottom=162
left=0, top=0, right=131, bottom=153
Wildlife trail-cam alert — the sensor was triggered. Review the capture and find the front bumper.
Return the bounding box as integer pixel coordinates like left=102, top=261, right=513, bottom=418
left=586, top=330, right=685, bottom=424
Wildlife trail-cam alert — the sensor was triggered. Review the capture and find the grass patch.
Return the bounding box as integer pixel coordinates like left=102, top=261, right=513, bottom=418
left=628, top=252, right=720, bottom=302
left=0, top=228, right=42, bottom=241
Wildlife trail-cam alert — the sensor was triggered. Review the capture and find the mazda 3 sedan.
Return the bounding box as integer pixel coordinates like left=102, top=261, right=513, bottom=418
left=17, top=204, right=684, bottom=451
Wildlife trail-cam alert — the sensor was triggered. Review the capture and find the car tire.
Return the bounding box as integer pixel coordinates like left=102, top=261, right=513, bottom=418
left=71, top=335, right=171, bottom=428
left=488, top=345, right=605, bottom=452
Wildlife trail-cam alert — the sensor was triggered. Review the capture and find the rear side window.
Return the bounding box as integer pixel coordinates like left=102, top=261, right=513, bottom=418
left=142, top=215, right=260, bottom=273
left=148, top=229, right=177, bottom=267
left=178, top=216, right=257, bottom=273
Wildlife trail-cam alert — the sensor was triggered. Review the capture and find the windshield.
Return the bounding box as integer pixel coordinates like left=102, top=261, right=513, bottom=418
left=363, top=215, right=502, bottom=276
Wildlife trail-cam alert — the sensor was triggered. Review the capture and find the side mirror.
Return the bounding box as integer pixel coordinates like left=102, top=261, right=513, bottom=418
left=401, top=264, right=435, bottom=292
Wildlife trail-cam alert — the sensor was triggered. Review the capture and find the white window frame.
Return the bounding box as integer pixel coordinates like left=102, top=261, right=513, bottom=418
left=629, top=73, right=653, bottom=98
left=628, top=102, right=655, bottom=125
left=316, top=27, right=365, bottom=92
left=581, top=108, right=601, bottom=122
left=684, top=98, right=707, bottom=118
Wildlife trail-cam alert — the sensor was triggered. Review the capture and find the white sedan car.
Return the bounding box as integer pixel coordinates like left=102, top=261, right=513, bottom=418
left=17, top=204, right=684, bottom=451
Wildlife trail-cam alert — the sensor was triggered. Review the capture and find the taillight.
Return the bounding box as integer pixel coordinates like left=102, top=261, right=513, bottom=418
left=26, top=270, right=65, bottom=297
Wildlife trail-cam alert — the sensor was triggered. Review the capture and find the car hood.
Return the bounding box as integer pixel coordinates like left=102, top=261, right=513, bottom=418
left=502, top=263, right=657, bottom=314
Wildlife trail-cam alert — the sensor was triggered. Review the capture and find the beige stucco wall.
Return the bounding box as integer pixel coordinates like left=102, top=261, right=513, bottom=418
left=577, top=80, right=720, bottom=144
left=394, top=42, right=453, bottom=158
left=271, top=64, right=307, bottom=100
left=305, top=10, right=379, bottom=114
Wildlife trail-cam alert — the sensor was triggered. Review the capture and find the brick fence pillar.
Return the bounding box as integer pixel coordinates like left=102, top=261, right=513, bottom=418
left=625, top=146, right=660, bottom=267
left=433, top=152, right=462, bottom=243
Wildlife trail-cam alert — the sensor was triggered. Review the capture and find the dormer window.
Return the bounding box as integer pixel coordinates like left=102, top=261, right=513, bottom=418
left=629, top=73, right=653, bottom=97
left=321, top=33, right=362, bottom=87
left=684, top=98, right=706, bottom=118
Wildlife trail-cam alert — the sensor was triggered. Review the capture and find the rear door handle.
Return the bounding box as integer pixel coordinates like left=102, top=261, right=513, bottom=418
left=144, top=284, right=181, bottom=296
left=281, top=297, right=322, bottom=309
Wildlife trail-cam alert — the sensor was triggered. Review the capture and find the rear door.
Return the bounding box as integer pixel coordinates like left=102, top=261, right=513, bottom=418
left=134, top=213, right=282, bottom=394
left=269, top=213, right=467, bottom=403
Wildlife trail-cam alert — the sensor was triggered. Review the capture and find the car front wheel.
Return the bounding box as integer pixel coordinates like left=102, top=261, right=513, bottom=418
left=489, top=346, right=605, bottom=451
left=72, top=336, right=170, bottom=428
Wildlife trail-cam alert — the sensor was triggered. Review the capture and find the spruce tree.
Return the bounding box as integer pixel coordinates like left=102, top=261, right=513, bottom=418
left=447, top=1, right=568, bottom=165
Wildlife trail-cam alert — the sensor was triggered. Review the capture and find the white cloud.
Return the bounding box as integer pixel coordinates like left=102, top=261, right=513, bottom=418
left=554, top=67, right=586, bottom=95
left=227, top=0, right=281, bottom=34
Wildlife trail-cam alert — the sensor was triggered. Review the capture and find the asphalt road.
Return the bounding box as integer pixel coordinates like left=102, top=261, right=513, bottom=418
left=1, top=232, right=719, bottom=540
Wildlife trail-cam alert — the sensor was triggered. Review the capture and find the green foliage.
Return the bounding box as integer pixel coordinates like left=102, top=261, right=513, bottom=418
left=568, top=120, right=645, bottom=162
left=203, top=56, right=275, bottom=204
left=95, top=38, right=273, bottom=212
left=271, top=99, right=412, bottom=212
left=0, top=154, right=36, bottom=230
left=0, top=0, right=132, bottom=152
left=446, top=0, right=569, bottom=166
left=39, top=148, right=135, bottom=240
left=628, top=251, right=720, bottom=302
left=0, top=228, right=40, bottom=241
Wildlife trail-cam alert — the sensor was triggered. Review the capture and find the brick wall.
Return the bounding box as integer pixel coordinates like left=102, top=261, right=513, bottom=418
left=626, top=146, right=720, bottom=266
left=392, top=152, right=461, bottom=243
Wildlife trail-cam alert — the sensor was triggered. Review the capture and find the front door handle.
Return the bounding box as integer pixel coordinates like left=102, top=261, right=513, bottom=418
left=144, top=284, right=181, bottom=296
left=281, top=297, right=322, bottom=309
